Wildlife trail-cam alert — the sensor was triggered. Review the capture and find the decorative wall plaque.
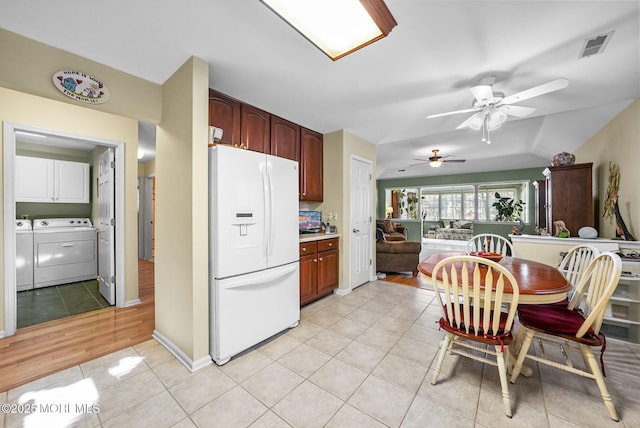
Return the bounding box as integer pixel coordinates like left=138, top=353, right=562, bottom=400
left=52, top=70, right=110, bottom=104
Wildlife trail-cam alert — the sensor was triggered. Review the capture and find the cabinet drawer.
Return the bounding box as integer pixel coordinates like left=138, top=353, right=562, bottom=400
left=318, top=238, right=338, bottom=252
left=299, top=242, right=317, bottom=256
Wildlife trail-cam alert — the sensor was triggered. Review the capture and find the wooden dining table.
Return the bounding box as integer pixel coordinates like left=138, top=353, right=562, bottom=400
left=418, top=253, right=572, bottom=304
left=419, top=252, right=572, bottom=377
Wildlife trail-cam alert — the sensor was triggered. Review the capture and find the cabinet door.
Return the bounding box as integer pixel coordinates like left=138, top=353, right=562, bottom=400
left=55, top=160, right=90, bottom=203
left=209, top=89, right=241, bottom=146
left=241, top=104, right=270, bottom=153
left=270, top=116, right=300, bottom=162
left=300, top=128, right=323, bottom=201
left=546, top=163, right=593, bottom=235
left=16, top=156, right=54, bottom=202
left=300, top=253, right=318, bottom=306
left=317, top=249, right=338, bottom=297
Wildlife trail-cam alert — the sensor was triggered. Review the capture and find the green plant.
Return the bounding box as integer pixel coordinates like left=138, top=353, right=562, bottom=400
left=492, top=192, right=525, bottom=222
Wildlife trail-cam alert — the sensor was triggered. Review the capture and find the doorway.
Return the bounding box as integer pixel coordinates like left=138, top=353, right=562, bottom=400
left=3, top=122, right=126, bottom=337
left=349, top=156, right=372, bottom=289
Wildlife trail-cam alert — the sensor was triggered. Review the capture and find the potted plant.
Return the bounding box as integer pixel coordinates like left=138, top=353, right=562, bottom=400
left=492, top=192, right=525, bottom=222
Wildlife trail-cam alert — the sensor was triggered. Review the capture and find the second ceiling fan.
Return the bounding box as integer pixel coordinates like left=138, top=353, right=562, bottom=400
left=426, top=76, right=569, bottom=143
left=412, top=149, right=466, bottom=168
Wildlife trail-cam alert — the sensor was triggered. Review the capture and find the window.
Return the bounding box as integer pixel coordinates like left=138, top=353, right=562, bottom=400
left=387, top=180, right=529, bottom=224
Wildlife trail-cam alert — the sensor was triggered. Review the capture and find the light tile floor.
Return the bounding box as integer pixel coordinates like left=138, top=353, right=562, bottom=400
left=2, top=280, right=640, bottom=427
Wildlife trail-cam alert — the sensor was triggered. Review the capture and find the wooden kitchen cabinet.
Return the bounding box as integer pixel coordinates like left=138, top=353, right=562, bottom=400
left=300, top=128, right=323, bottom=201
left=543, top=163, right=593, bottom=236
left=270, top=115, right=300, bottom=162
left=241, top=104, right=270, bottom=153
left=299, top=238, right=339, bottom=306
left=209, top=89, right=241, bottom=146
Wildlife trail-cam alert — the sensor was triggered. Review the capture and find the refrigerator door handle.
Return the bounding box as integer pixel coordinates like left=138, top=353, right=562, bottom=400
left=263, top=160, right=272, bottom=257
left=221, top=263, right=298, bottom=290
left=267, top=160, right=276, bottom=257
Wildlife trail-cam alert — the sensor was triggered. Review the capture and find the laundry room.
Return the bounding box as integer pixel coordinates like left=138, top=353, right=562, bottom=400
left=15, top=133, right=113, bottom=328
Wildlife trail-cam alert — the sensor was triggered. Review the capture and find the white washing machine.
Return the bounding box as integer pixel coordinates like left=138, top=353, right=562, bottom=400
left=33, top=218, right=98, bottom=288
left=16, top=219, right=34, bottom=291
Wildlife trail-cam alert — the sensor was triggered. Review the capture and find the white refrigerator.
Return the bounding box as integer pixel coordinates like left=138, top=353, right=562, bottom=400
left=209, top=145, right=300, bottom=365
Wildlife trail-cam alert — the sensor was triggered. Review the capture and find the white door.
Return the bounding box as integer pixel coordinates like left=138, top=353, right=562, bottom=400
left=98, top=148, right=116, bottom=305
left=210, top=145, right=267, bottom=279
left=265, top=154, right=299, bottom=268
left=350, top=157, right=372, bottom=288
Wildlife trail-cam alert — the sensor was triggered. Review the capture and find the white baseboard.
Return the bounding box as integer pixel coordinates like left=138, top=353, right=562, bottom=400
left=333, top=288, right=351, bottom=296
left=124, top=298, right=142, bottom=307
left=0, top=330, right=4, bottom=339
left=152, top=330, right=212, bottom=373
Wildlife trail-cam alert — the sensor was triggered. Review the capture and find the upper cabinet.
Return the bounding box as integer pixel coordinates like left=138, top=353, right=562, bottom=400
left=270, top=116, right=300, bottom=162
left=300, top=128, right=323, bottom=201
left=17, top=156, right=90, bottom=203
left=208, top=89, right=241, bottom=146
left=241, top=104, right=270, bottom=153
left=209, top=88, right=323, bottom=201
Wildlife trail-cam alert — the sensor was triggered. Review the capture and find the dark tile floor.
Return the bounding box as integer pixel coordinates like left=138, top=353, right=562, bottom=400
left=17, top=280, right=111, bottom=328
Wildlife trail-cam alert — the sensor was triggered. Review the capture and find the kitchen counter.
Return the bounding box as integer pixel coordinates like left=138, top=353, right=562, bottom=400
left=299, top=233, right=340, bottom=243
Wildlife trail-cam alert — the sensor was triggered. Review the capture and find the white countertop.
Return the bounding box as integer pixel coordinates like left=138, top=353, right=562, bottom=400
left=509, top=234, right=640, bottom=250
left=299, top=233, right=340, bottom=243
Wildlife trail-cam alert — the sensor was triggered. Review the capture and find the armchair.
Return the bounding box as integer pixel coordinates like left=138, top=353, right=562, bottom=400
left=375, top=228, right=421, bottom=276
left=375, top=220, right=407, bottom=241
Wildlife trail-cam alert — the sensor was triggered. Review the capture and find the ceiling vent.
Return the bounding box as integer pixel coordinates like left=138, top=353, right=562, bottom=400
left=578, top=31, right=614, bottom=59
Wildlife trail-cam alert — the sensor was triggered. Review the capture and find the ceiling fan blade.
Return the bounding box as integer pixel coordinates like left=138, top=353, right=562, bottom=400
left=456, top=112, right=483, bottom=129
left=426, top=107, right=478, bottom=119
left=470, top=84, right=493, bottom=101
left=443, top=159, right=466, bottom=163
left=501, top=78, right=569, bottom=105
left=410, top=161, right=429, bottom=167
left=499, top=105, right=536, bottom=117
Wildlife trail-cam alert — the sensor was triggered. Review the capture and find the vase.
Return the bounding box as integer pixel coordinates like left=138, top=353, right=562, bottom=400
left=552, top=152, right=575, bottom=166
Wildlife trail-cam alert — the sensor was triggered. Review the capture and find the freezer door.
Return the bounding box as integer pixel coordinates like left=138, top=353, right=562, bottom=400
left=210, top=146, right=267, bottom=278
left=265, top=154, right=300, bottom=268
left=210, top=262, right=300, bottom=365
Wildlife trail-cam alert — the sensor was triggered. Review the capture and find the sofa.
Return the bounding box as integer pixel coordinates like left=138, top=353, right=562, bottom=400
left=376, top=220, right=408, bottom=241
left=376, top=228, right=422, bottom=276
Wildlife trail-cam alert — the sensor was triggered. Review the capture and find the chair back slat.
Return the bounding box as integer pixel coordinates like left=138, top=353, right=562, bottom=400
left=560, top=245, right=600, bottom=291
left=568, top=252, right=622, bottom=337
left=466, top=233, right=514, bottom=257
left=433, top=255, right=520, bottom=338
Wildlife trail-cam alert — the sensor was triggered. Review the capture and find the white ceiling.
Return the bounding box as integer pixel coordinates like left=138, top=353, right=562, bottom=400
left=2, top=1, right=638, bottom=177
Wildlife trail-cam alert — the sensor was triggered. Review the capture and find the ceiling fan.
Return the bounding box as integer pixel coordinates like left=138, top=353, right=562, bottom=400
left=426, top=77, right=569, bottom=143
left=412, top=149, right=466, bottom=168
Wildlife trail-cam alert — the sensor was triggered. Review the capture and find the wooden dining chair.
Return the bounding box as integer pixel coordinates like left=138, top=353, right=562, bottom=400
left=510, top=252, right=622, bottom=421
left=466, top=233, right=514, bottom=257
left=558, top=244, right=600, bottom=296
left=431, top=255, right=520, bottom=418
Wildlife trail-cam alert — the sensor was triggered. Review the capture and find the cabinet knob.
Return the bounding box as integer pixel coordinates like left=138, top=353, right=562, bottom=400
left=313, top=259, right=317, bottom=263
left=328, top=243, right=333, bottom=247
left=302, top=247, right=307, bottom=252
left=319, top=257, right=323, bottom=262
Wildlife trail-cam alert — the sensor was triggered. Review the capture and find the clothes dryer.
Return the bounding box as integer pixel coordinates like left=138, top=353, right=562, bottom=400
left=16, top=219, right=33, bottom=291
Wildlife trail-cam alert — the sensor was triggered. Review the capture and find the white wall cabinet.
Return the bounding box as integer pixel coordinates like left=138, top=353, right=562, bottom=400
left=16, top=156, right=90, bottom=203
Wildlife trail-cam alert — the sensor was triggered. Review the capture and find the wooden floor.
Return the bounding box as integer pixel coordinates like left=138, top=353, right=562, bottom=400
left=0, top=260, right=155, bottom=392
left=382, top=272, right=431, bottom=289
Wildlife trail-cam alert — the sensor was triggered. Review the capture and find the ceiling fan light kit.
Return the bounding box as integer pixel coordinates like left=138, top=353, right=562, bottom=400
left=427, top=77, right=569, bottom=144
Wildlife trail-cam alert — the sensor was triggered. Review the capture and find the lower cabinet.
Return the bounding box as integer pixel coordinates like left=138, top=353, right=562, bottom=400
left=299, top=238, right=339, bottom=306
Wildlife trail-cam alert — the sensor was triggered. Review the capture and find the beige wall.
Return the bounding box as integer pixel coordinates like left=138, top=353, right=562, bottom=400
left=0, top=87, right=140, bottom=330
left=138, top=159, right=156, bottom=177
left=318, top=130, right=376, bottom=292
left=155, top=57, right=210, bottom=363
left=574, top=97, right=640, bottom=239
left=0, top=29, right=161, bottom=123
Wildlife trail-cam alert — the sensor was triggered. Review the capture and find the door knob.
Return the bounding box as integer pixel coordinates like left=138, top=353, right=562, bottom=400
left=353, top=228, right=360, bottom=233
